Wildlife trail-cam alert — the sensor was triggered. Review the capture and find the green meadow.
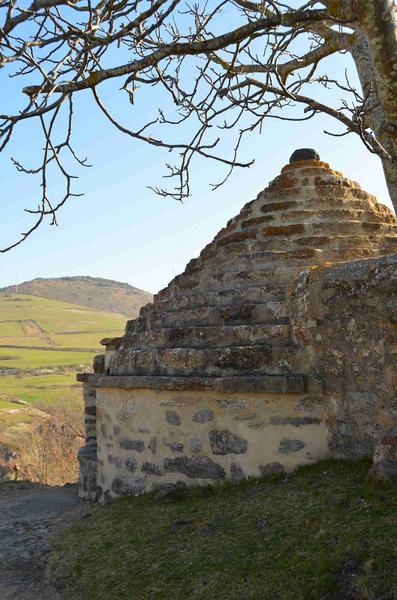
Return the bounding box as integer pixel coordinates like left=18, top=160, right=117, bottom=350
left=0, top=293, right=126, bottom=426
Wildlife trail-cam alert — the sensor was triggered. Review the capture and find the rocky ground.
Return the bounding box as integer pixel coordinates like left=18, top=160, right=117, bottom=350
left=0, top=481, right=87, bottom=600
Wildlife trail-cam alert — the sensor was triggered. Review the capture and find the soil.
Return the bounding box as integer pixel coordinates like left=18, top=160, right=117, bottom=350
left=0, top=481, right=87, bottom=600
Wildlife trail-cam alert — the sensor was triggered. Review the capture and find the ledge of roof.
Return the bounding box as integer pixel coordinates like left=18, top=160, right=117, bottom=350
left=76, top=373, right=307, bottom=394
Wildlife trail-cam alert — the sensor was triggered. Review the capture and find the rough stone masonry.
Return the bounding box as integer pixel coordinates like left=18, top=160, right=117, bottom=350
left=77, top=149, right=397, bottom=501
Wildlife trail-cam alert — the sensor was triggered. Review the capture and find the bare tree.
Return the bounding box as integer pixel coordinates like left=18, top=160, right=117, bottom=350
left=1, top=0, right=396, bottom=251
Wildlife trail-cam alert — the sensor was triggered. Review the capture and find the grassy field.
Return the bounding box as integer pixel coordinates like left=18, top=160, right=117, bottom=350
left=49, top=459, right=397, bottom=600
left=0, top=293, right=126, bottom=431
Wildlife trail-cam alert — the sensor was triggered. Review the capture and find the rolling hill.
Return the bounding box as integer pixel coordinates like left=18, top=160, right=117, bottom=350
left=0, top=278, right=152, bottom=481
left=0, top=293, right=129, bottom=412
left=0, top=276, right=152, bottom=317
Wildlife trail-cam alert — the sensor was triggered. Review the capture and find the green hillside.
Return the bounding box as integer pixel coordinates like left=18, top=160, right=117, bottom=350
left=49, top=459, right=397, bottom=600
left=1, top=276, right=152, bottom=317
left=0, top=293, right=126, bottom=413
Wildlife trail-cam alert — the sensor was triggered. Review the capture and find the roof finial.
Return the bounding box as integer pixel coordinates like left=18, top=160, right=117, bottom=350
left=290, top=148, right=320, bottom=163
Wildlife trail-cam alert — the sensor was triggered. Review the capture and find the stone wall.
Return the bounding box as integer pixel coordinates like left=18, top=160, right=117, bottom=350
left=90, top=387, right=327, bottom=501
left=289, top=252, right=397, bottom=458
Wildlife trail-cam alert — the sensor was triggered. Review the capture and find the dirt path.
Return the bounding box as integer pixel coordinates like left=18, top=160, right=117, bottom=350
left=21, top=320, right=57, bottom=346
left=0, top=481, right=87, bottom=599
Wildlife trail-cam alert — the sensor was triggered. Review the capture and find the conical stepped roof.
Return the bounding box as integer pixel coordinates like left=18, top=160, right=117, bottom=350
left=106, top=149, right=397, bottom=393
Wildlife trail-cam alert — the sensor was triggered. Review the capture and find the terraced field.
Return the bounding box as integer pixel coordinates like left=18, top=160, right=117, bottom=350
left=0, top=293, right=126, bottom=414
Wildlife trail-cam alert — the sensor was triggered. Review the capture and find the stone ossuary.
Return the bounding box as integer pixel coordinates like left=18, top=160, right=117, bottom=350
left=78, top=150, right=397, bottom=501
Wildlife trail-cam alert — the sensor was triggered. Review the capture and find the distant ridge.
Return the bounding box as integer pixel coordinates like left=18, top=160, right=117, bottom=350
left=0, top=276, right=152, bottom=318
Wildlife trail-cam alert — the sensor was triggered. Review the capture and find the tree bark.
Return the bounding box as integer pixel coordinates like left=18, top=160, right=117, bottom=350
left=353, top=0, right=397, bottom=212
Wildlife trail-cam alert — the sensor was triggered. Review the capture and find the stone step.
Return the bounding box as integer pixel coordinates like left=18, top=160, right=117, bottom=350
left=262, top=184, right=376, bottom=203
left=140, top=300, right=288, bottom=329
left=125, top=322, right=291, bottom=350
left=259, top=196, right=385, bottom=215
left=167, top=265, right=304, bottom=294
left=186, top=248, right=325, bottom=275
left=109, top=344, right=308, bottom=378
left=240, top=208, right=395, bottom=228
left=187, top=235, right=384, bottom=272
left=84, top=373, right=308, bottom=394
left=153, top=286, right=287, bottom=309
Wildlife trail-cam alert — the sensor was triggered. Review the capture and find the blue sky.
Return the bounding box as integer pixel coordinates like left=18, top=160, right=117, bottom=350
left=0, top=43, right=393, bottom=295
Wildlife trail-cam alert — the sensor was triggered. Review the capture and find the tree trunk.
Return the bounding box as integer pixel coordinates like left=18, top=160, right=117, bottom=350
left=353, top=0, right=397, bottom=212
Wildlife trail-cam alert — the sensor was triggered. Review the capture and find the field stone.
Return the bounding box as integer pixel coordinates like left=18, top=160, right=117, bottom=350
left=111, top=476, right=146, bottom=496
left=141, top=461, right=162, bottom=476
left=149, top=436, right=157, bottom=455
left=153, top=481, right=188, bottom=502
left=209, top=429, right=248, bottom=455
left=124, top=457, right=137, bottom=473
left=107, top=454, right=122, bottom=468
left=167, top=441, right=184, bottom=453
left=230, top=462, right=245, bottom=482
left=368, top=436, right=397, bottom=484
left=119, top=438, right=145, bottom=452
left=192, top=409, right=214, bottom=423
left=189, top=434, right=203, bottom=453
left=166, top=411, right=182, bottom=426
left=164, top=456, right=226, bottom=480
left=279, top=438, right=305, bottom=453
left=269, top=416, right=321, bottom=426
left=260, top=462, right=286, bottom=477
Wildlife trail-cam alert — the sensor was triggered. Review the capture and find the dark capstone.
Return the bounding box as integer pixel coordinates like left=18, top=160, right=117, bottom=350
left=279, top=438, right=305, bottom=454
left=209, top=429, right=248, bottom=455
left=113, top=426, right=121, bottom=435
left=260, top=462, right=286, bottom=477
left=141, top=461, right=162, bottom=476
left=111, top=476, right=146, bottom=496
left=107, top=454, right=122, bottom=468
left=149, top=436, right=157, bottom=455
left=164, top=456, right=226, bottom=480
left=167, top=441, right=184, bottom=453
left=166, top=411, right=182, bottom=426
left=230, top=463, right=245, bottom=482
left=192, top=409, right=214, bottom=423
left=270, top=416, right=321, bottom=426
left=119, top=438, right=144, bottom=452
left=124, top=457, right=137, bottom=472
left=289, top=148, right=320, bottom=163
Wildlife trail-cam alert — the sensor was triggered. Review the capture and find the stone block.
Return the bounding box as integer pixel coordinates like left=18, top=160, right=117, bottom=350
left=164, top=456, right=226, bottom=480
left=111, top=476, right=146, bottom=496
left=189, top=434, right=203, bottom=453
left=119, top=438, right=145, bottom=452
left=230, top=463, right=245, bottom=482
left=192, top=409, right=214, bottom=423
left=260, top=462, right=286, bottom=477
left=166, top=410, right=182, bottom=426
left=141, top=462, right=162, bottom=476
left=279, top=438, right=305, bottom=453
left=209, top=429, right=248, bottom=455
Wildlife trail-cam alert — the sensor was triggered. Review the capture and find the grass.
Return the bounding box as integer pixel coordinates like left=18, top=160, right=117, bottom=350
left=49, top=459, right=397, bottom=600
left=51, top=331, right=121, bottom=349
left=0, top=321, right=23, bottom=337
left=0, top=293, right=125, bottom=441
left=0, top=373, right=80, bottom=406
left=0, top=294, right=125, bottom=346
left=0, top=348, right=95, bottom=369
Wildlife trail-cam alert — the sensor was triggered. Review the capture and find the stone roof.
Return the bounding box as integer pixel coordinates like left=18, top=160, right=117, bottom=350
left=79, top=151, right=397, bottom=392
